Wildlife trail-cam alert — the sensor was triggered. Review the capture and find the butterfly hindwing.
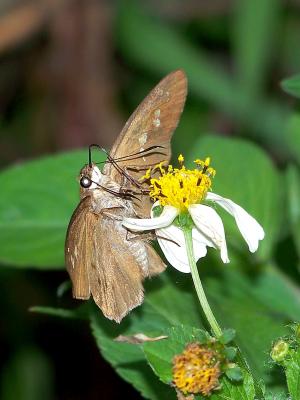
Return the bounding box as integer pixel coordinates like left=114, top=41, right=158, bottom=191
left=89, top=215, right=145, bottom=322
left=65, top=196, right=98, bottom=299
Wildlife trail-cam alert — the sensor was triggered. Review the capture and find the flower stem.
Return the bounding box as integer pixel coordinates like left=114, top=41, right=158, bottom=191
left=183, top=228, right=222, bottom=338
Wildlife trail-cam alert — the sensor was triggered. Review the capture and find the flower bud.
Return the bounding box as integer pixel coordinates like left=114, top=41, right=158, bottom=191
left=271, top=339, right=289, bottom=362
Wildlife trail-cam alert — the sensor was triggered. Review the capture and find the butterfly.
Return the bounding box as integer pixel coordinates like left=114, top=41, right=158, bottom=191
left=65, top=70, right=187, bottom=322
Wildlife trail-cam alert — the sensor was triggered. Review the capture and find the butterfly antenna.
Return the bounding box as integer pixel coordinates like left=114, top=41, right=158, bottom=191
left=113, top=146, right=165, bottom=161
left=101, top=148, right=141, bottom=188
left=87, top=144, right=146, bottom=190
left=89, top=144, right=167, bottom=189
left=100, top=145, right=169, bottom=188
left=111, top=145, right=166, bottom=162
left=95, top=145, right=166, bottom=165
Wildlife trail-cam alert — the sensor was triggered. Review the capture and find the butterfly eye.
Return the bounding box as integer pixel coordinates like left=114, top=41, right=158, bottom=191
left=80, top=176, right=92, bottom=188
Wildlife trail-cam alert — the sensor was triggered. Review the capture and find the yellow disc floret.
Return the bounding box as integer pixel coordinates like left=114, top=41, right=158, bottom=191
left=142, top=155, right=216, bottom=211
left=173, top=342, right=221, bottom=396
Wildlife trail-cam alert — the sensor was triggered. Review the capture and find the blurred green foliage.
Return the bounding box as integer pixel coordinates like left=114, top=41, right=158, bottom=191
left=0, top=150, right=103, bottom=267
left=282, top=74, right=300, bottom=99
left=1, top=346, right=53, bottom=400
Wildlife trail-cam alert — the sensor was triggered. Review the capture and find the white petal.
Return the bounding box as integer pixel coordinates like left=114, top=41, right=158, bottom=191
left=192, top=227, right=215, bottom=249
left=189, top=204, right=230, bottom=263
left=156, top=225, right=208, bottom=273
left=206, top=192, right=265, bottom=253
left=122, top=205, right=178, bottom=231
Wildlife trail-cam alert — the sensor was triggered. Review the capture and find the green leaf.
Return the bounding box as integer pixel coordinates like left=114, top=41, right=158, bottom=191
left=143, top=325, right=209, bottom=384
left=90, top=305, right=175, bottom=400
left=56, top=280, right=72, bottom=298
left=143, top=326, right=254, bottom=400
left=286, top=164, right=300, bottom=258
left=225, top=366, right=243, bottom=382
left=105, top=261, right=298, bottom=391
left=286, top=165, right=300, bottom=226
left=117, top=1, right=241, bottom=113
left=285, top=348, right=300, bottom=399
left=220, top=329, right=236, bottom=345
left=285, top=114, right=300, bottom=164
left=204, top=263, right=293, bottom=384
left=36, top=302, right=177, bottom=399
left=230, top=0, right=280, bottom=99
left=0, top=150, right=104, bottom=268
left=33, top=247, right=300, bottom=395
left=224, top=347, right=237, bottom=361
left=264, top=392, right=287, bottom=400
left=33, top=254, right=299, bottom=393
left=281, top=74, right=300, bottom=98
left=92, top=260, right=300, bottom=392
left=210, top=372, right=256, bottom=400
left=144, top=270, right=203, bottom=328
left=143, top=325, right=255, bottom=400
left=250, top=266, right=300, bottom=323
left=30, top=305, right=89, bottom=320
left=232, top=0, right=281, bottom=100
left=187, top=135, right=281, bottom=259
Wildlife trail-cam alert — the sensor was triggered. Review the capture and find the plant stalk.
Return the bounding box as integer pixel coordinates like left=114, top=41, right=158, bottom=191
left=183, top=228, right=222, bottom=338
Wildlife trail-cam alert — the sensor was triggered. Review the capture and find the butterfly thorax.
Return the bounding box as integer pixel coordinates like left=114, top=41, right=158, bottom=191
left=92, top=189, right=133, bottom=215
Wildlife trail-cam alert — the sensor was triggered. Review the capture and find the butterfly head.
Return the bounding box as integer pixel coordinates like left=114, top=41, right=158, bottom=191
left=79, top=163, right=102, bottom=192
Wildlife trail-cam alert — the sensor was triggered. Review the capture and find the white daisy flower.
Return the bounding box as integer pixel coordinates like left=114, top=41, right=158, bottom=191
left=122, top=155, right=264, bottom=273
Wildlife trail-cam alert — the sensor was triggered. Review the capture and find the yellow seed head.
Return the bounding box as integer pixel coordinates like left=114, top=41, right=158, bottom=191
left=146, top=156, right=216, bottom=211
left=173, top=342, right=221, bottom=396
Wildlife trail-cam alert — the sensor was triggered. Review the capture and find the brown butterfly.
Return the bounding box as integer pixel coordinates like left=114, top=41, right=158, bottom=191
left=65, top=70, right=187, bottom=322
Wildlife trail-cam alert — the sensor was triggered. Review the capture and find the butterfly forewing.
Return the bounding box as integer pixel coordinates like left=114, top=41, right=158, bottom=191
left=103, top=70, right=187, bottom=185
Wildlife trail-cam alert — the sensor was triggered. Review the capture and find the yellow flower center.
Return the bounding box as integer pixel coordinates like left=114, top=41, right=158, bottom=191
left=142, top=155, right=216, bottom=212
left=172, top=342, right=221, bottom=396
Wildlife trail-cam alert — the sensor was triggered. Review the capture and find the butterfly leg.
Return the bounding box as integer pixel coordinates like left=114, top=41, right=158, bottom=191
left=125, top=230, right=155, bottom=243
left=100, top=206, right=125, bottom=221
left=119, top=165, right=151, bottom=194
left=125, top=229, right=180, bottom=247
